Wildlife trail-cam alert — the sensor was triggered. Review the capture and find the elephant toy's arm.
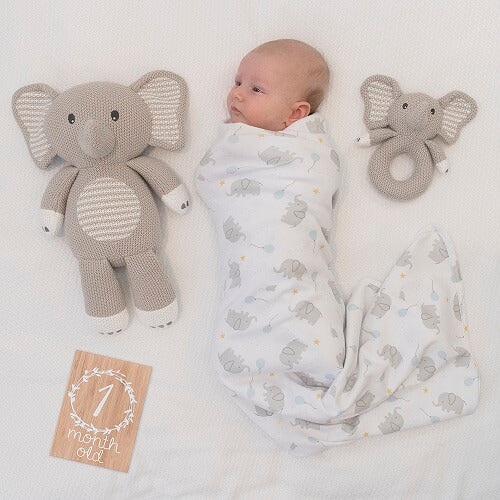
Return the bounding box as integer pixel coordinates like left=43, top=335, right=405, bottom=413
left=425, top=139, right=449, bottom=174
left=40, top=166, right=79, bottom=235
left=127, top=156, right=190, bottom=214
left=356, top=128, right=397, bottom=147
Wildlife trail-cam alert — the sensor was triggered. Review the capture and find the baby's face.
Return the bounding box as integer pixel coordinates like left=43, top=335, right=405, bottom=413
left=226, top=51, right=306, bottom=131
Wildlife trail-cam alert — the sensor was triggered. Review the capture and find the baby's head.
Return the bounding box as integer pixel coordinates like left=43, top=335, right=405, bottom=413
left=227, top=39, right=330, bottom=131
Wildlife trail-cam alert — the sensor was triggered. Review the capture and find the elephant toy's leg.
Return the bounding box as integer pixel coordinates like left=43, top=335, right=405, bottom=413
left=79, top=259, right=129, bottom=334
left=124, top=250, right=178, bottom=328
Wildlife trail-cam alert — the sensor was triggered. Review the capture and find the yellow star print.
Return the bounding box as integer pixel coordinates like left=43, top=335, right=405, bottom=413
left=313, top=187, right=319, bottom=194
left=400, top=272, right=406, bottom=279
left=387, top=388, right=392, bottom=395
left=314, top=339, right=320, bottom=345
left=423, top=387, right=429, bottom=393
left=319, top=137, right=324, bottom=143
left=292, top=289, right=299, bottom=295
left=270, top=372, right=275, bottom=377
left=240, top=255, right=245, bottom=261
left=219, top=333, right=225, bottom=339
left=219, top=180, right=225, bottom=186
left=316, top=393, right=322, bottom=399
left=363, top=432, right=369, bottom=437
left=257, top=133, right=265, bottom=138
left=464, top=325, right=469, bottom=332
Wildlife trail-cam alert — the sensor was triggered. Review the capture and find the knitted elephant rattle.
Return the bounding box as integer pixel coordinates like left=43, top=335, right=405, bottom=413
left=357, top=74, right=477, bottom=200
left=12, top=70, right=189, bottom=334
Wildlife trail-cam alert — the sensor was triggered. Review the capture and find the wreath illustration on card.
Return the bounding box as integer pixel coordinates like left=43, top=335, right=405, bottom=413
left=67, top=367, right=138, bottom=435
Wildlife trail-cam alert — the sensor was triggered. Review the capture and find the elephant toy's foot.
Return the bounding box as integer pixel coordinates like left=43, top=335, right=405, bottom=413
left=89, top=308, right=129, bottom=335
left=135, top=298, right=178, bottom=329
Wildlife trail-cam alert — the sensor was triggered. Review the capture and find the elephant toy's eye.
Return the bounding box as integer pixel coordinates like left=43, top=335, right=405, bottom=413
left=111, top=110, right=119, bottom=121
left=430, top=108, right=435, bottom=114
left=68, top=113, right=75, bottom=124
left=402, top=103, right=408, bottom=109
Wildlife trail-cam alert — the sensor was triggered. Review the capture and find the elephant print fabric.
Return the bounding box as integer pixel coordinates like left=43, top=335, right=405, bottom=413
left=194, top=113, right=479, bottom=457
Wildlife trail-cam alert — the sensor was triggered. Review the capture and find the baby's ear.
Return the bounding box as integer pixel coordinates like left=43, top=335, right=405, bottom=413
left=288, top=101, right=311, bottom=124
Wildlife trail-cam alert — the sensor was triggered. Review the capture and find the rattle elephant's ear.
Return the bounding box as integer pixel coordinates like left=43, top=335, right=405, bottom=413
left=360, top=75, right=401, bottom=129
left=438, top=91, right=477, bottom=144
left=131, top=70, right=187, bottom=151
left=12, top=83, right=58, bottom=169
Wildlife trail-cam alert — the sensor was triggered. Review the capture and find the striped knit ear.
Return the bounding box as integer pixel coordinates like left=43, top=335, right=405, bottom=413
left=438, top=91, right=477, bottom=144
left=12, top=83, right=58, bottom=169
left=360, top=75, right=401, bottom=130
left=131, top=70, right=187, bottom=151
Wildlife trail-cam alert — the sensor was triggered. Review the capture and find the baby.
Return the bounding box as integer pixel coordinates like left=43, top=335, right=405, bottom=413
left=194, top=39, right=479, bottom=456
left=226, top=39, right=330, bottom=131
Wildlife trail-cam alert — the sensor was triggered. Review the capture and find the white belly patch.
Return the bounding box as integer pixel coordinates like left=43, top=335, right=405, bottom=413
left=77, top=177, right=141, bottom=241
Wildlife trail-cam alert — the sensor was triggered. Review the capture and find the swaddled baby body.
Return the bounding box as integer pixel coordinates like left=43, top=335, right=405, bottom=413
left=195, top=40, right=479, bottom=456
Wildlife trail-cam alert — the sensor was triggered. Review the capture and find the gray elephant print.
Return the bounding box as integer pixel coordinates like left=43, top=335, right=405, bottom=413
left=417, top=356, right=436, bottom=381
left=227, top=178, right=263, bottom=197
left=433, top=392, right=466, bottom=415
left=396, top=249, right=413, bottom=269
left=429, top=238, right=449, bottom=264
left=453, top=293, right=462, bottom=321
left=306, top=116, right=326, bottom=133
left=343, top=372, right=358, bottom=392
left=274, top=259, right=307, bottom=280
left=421, top=304, right=440, bottom=334
left=263, top=382, right=285, bottom=413
left=218, top=348, right=250, bottom=373
left=453, top=346, right=471, bottom=368
left=200, top=149, right=216, bottom=166
left=258, top=145, right=303, bottom=166
left=340, top=415, right=360, bottom=435
left=223, top=216, right=246, bottom=242
left=451, top=262, right=462, bottom=282
left=281, top=195, right=308, bottom=227
left=295, top=372, right=330, bottom=390
left=355, top=391, right=375, bottom=412
left=378, top=408, right=404, bottom=434
left=378, top=344, right=402, bottom=369
left=280, top=339, right=308, bottom=369
left=228, top=260, right=241, bottom=289
left=255, top=405, right=273, bottom=417
left=291, top=418, right=321, bottom=430
left=289, top=300, right=322, bottom=325
left=370, top=290, right=392, bottom=318
left=226, top=309, right=257, bottom=331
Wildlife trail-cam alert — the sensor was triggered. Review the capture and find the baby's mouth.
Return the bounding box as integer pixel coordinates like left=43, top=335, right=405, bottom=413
left=231, top=105, right=241, bottom=113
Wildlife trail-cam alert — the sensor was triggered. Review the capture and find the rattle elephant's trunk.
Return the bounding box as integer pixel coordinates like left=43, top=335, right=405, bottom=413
left=78, top=119, right=116, bottom=158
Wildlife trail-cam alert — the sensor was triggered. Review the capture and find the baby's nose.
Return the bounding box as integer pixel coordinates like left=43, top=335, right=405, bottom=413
left=234, top=92, right=243, bottom=102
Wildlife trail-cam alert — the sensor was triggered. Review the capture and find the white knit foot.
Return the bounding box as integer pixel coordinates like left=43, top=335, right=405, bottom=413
left=436, top=159, right=449, bottom=174
left=161, top=185, right=191, bottom=214
left=89, top=308, right=129, bottom=335
left=136, top=299, right=178, bottom=328
left=356, top=133, right=371, bottom=146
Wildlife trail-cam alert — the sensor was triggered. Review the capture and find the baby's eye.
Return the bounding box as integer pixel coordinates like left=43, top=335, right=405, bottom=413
left=252, top=87, right=262, bottom=93
left=234, top=81, right=241, bottom=86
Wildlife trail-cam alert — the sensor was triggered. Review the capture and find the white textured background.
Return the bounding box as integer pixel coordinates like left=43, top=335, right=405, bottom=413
left=0, top=1, right=499, bottom=498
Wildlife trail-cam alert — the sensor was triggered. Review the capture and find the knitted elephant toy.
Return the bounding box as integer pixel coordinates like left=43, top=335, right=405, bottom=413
left=357, top=74, right=477, bottom=200
left=12, top=70, right=189, bottom=334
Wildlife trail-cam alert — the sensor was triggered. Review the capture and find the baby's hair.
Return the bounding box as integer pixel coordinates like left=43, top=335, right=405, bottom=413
left=252, top=39, right=330, bottom=114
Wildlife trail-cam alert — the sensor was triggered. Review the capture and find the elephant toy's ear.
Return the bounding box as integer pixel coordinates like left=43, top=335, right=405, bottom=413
left=360, top=75, right=401, bottom=129
left=131, top=70, right=187, bottom=151
left=12, top=83, right=59, bottom=169
left=437, top=91, right=477, bottom=144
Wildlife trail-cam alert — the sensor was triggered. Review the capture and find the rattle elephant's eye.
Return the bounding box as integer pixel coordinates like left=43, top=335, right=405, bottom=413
left=68, top=113, right=75, bottom=124
left=111, top=110, right=119, bottom=121
left=430, top=108, right=435, bottom=114
left=402, top=103, right=408, bottom=109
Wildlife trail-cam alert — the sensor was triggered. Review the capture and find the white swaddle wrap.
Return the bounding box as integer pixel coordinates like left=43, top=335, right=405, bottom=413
left=195, top=113, right=480, bottom=457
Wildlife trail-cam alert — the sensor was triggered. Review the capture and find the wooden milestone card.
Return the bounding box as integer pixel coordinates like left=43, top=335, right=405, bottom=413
left=50, top=350, right=151, bottom=472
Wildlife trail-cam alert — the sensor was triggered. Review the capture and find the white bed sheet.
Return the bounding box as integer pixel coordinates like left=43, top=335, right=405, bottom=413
left=1, top=0, right=499, bottom=498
